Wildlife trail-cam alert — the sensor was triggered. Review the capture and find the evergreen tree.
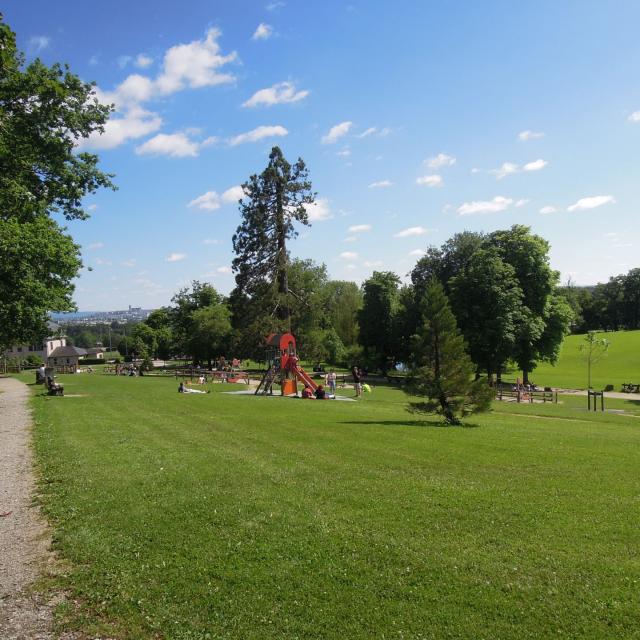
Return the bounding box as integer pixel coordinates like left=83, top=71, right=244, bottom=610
left=406, top=279, right=493, bottom=425
left=231, top=146, right=315, bottom=328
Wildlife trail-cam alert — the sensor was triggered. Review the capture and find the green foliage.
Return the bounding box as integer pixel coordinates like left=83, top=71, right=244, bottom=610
left=322, top=280, right=363, bottom=347
left=449, top=247, right=523, bottom=379
left=359, top=271, right=401, bottom=373
left=406, top=279, right=493, bottom=425
left=0, top=216, right=82, bottom=350
left=0, top=16, right=114, bottom=350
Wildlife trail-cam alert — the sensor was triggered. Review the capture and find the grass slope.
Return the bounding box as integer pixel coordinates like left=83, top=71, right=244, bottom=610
left=25, top=374, right=640, bottom=639
left=520, top=329, right=640, bottom=390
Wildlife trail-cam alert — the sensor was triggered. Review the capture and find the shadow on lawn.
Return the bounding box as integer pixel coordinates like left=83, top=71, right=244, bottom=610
left=339, top=419, right=480, bottom=429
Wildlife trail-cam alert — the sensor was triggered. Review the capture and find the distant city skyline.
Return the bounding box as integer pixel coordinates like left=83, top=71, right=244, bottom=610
left=5, top=1, right=640, bottom=310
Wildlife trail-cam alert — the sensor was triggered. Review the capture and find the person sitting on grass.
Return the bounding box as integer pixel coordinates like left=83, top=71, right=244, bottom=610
left=314, top=384, right=327, bottom=400
left=301, top=384, right=314, bottom=399
left=178, top=382, right=210, bottom=394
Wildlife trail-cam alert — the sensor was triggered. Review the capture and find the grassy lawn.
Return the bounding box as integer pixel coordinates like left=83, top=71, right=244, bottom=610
left=22, top=373, right=640, bottom=639
left=518, top=329, right=640, bottom=390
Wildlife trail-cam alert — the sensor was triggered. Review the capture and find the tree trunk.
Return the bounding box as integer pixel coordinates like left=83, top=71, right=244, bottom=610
left=275, top=182, right=289, bottom=328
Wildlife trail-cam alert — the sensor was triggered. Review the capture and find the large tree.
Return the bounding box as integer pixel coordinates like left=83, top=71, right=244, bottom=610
left=486, top=225, right=569, bottom=383
left=231, top=146, right=315, bottom=329
left=405, top=279, right=493, bottom=425
left=449, top=248, right=524, bottom=382
left=0, top=16, right=114, bottom=350
left=358, top=271, right=401, bottom=373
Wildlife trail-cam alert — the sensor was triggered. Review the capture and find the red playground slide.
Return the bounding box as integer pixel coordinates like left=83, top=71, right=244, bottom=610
left=294, top=366, right=318, bottom=391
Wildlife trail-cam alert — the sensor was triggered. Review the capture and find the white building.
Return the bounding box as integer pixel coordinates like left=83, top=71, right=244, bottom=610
left=3, top=321, right=67, bottom=361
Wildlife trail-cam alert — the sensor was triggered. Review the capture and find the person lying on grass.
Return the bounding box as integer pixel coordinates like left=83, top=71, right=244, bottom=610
left=178, top=382, right=210, bottom=394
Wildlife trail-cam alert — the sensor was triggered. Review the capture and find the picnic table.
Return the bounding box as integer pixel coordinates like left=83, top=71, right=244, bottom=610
left=621, top=383, right=640, bottom=393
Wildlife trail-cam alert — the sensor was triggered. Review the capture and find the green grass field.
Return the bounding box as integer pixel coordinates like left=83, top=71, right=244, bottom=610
left=511, top=329, right=640, bottom=390
left=20, top=372, right=640, bottom=639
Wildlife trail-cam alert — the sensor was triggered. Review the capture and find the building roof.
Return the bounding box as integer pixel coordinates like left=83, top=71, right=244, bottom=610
left=86, top=347, right=105, bottom=355
left=48, top=345, right=88, bottom=358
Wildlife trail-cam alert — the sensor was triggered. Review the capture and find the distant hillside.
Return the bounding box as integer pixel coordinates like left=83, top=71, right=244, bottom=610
left=526, top=330, right=640, bottom=390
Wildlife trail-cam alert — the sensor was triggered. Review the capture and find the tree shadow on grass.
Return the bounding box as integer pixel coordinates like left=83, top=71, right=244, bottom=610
left=339, top=419, right=480, bottom=429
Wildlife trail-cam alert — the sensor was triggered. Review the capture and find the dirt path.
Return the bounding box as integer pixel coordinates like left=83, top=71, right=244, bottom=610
left=0, top=377, right=75, bottom=639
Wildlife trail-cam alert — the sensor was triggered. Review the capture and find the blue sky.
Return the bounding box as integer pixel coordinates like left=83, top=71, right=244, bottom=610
left=5, top=1, right=640, bottom=310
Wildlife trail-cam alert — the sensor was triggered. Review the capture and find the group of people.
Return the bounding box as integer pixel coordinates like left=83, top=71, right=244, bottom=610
left=301, top=383, right=332, bottom=400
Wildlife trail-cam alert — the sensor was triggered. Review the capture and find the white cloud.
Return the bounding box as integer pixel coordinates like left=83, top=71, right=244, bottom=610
left=253, top=23, right=274, bottom=40
left=135, top=132, right=200, bottom=157
left=94, top=257, right=112, bottom=266
left=305, top=198, right=332, bottom=221
left=202, top=238, right=220, bottom=245
left=87, top=242, right=104, bottom=250
left=28, top=35, right=50, bottom=53
left=348, top=224, right=372, bottom=233
left=409, top=249, right=426, bottom=256
left=358, top=127, right=377, bottom=138
left=628, top=111, right=640, bottom=123
left=135, top=54, right=153, bottom=69
left=243, top=81, right=309, bottom=107
left=121, top=259, right=136, bottom=268
left=540, top=205, right=557, bottom=214
left=357, top=126, right=391, bottom=138
left=523, top=158, right=547, bottom=172
left=81, top=29, right=236, bottom=153
left=491, top=159, right=547, bottom=179
left=222, top=185, right=245, bottom=203
left=518, top=130, right=545, bottom=141
left=515, top=198, right=529, bottom=207
left=322, top=121, right=352, bottom=144
left=491, top=162, right=519, bottom=180
left=363, top=260, right=383, bottom=268
left=229, top=125, right=288, bottom=146
left=216, top=266, right=232, bottom=274
left=156, top=28, right=237, bottom=94
left=343, top=236, right=357, bottom=243
left=368, top=180, right=393, bottom=188
left=457, top=196, right=513, bottom=216
left=189, top=185, right=244, bottom=211
left=567, top=195, right=616, bottom=213
left=166, top=253, right=187, bottom=262
left=189, top=191, right=221, bottom=211
left=416, top=174, right=443, bottom=187
left=87, top=204, right=98, bottom=212
left=266, top=1, right=285, bottom=10
left=336, top=148, right=351, bottom=157
left=394, top=226, right=428, bottom=238
left=78, top=106, right=162, bottom=150
left=339, top=251, right=358, bottom=260
left=426, top=153, right=456, bottom=169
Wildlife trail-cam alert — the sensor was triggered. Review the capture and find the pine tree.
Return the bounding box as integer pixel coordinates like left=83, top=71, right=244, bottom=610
left=231, top=147, right=315, bottom=327
left=406, top=279, right=493, bottom=425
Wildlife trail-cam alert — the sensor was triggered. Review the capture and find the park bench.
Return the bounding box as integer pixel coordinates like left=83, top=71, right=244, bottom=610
left=45, top=375, right=64, bottom=396
left=497, top=387, right=556, bottom=404
left=621, top=383, right=640, bottom=393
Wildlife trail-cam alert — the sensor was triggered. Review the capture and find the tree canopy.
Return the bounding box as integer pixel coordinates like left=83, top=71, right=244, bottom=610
left=0, top=15, right=114, bottom=350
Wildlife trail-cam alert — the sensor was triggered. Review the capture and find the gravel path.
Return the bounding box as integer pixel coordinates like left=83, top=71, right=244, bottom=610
left=0, top=377, right=74, bottom=639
